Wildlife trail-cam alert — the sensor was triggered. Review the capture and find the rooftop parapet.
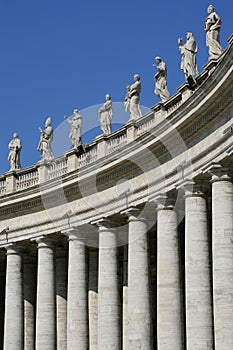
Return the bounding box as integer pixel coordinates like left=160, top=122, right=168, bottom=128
left=0, top=34, right=232, bottom=196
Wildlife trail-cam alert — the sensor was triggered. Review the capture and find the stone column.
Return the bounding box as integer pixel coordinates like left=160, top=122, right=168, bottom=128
left=35, top=237, right=56, bottom=350
left=183, top=181, right=213, bottom=349
left=56, top=247, right=68, bottom=350
left=95, top=219, right=120, bottom=350
left=209, top=165, right=233, bottom=349
left=122, top=244, right=128, bottom=350
left=122, top=207, right=152, bottom=350
left=65, top=229, right=88, bottom=350
left=156, top=198, right=184, bottom=350
left=24, top=254, right=36, bottom=350
left=4, top=245, right=24, bottom=350
left=0, top=251, right=6, bottom=350
left=88, top=249, right=98, bottom=350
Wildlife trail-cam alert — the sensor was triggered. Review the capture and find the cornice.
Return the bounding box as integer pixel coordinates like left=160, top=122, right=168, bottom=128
left=0, top=40, right=232, bottom=224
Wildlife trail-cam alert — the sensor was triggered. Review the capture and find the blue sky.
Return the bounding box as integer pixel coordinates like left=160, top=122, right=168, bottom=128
left=0, top=0, right=232, bottom=174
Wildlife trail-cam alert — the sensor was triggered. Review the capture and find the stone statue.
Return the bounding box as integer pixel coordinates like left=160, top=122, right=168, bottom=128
left=37, top=117, right=54, bottom=161
left=153, top=57, right=170, bottom=102
left=64, top=109, right=82, bottom=148
left=124, top=74, right=143, bottom=120
left=8, top=133, right=22, bottom=171
left=205, top=5, right=223, bottom=60
left=178, top=32, right=198, bottom=80
left=98, top=94, right=112, bottom=135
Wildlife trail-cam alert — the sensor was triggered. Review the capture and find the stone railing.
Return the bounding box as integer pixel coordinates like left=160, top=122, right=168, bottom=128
left=165, top=93, right=183, bottom=114
left=16, top=167, right=39, bottom=190
left=0, top=176, right=6, bottom=195
left=107, top=129, right=128, bottom=154
left=48, top=157, right=68, bottom=180
left=0, top=38, right=231, bottom=196
left=0, top=80, right=220, bottom=195
left=136, top=112, right=155, bottom=138
left=78, top=144, right=98, bottom=168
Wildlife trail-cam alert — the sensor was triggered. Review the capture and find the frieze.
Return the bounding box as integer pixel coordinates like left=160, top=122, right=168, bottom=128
left=0, top=198, right=42, bottom=217
left=0, top=66, right=232, bottom=218
left=181, top=89, right=233, bottom=144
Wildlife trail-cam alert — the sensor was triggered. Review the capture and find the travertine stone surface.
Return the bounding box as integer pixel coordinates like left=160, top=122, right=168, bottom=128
left=205, top=5, right=223, bottom=60
left=0, top=256, right=5, bottom=350
left=157, top=203, right=184, bottom=350
left=37, top=117, right=54, bottom=161
left=4, top=245, right=23, bottom=350
left=56, top=251, right=68, bottom=350
left=64, top=109, right=82, bottom=149
left=184, top=184, right=213, bottom=349
left=0, top=35, right=232, bottom=350
left=125, top=74, right=142, bottom=120
left=35, top=237, right=56, bottom=350
left=153, top=57, right=170, bottom=102
left=97, top=221, right=120, bottom=350
left=24, top=255, right=36, bottom=350
left=210, top=167, right=233, bottom=350
left=66, top=231, right=88, bottom=350
left=123, top=244, right=128, bottom=350
left=88, top=250, right=98, bottom=350
left=124, top=208, right=152, bottom=350
left=98, top=94, right=112, bottom=135
left=178, top=32, right=198, bottom=79
left=8, top=133, right=22, bottom=171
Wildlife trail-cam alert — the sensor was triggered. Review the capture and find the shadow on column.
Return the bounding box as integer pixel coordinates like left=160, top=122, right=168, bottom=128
left=0, top=251, right=6, bottom=350
left=148, top=225, right=156, bottom=350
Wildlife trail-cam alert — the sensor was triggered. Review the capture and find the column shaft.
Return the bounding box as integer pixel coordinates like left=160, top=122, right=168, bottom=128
left=56, top=252, right=67, bottom=350
left=127, top=212, right=152, bottom=349
left=67, top=234, right=88, bottom=350
left=35, top=238, right=56, bottom=350
left=98, top=224, right=120, bottom=349
left=88, top=250, right=98, bottom=350
left=212, top=174, right=233, bottom=349
left=122, top=244, right=128, bottom=350
left=0, top=253, right=6, bottom=350
left=185, top=192, right=213, bottom=349
left=157, top=206, right=184, bottom=350
left=24, top=256, right=36, bottom=350
left=4, top=246, right=24, bottom=350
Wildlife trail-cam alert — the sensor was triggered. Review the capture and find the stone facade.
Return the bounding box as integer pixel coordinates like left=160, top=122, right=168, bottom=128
left=0, top=36, right=232, bottom=350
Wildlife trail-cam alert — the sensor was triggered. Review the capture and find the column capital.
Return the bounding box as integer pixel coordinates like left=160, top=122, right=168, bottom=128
left=61, top=227, right=85, bottom=242
left=91, top=217, right=121, bottom=230
left=149, top=193, right=167, bottom=205
left=176, top=179, right=209, bottom=198
left=176, top=178, right=195, bottom=191
left=150, top=193, right=176, bottom=211
left=32, top=235, right=55, bottom=249
left=120, top=206, right=146, bottom=222
left=207, top=163, right=232, bottom=183
left=4, top=243, right=24, bottom=255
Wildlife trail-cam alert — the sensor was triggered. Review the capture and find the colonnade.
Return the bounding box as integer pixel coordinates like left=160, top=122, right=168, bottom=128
left=0, top=165, right=233, bottom=350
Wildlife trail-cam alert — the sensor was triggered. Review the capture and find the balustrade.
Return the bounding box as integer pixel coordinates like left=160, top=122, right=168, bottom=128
left=48, top=158, right=68, bottom=180
left=107, top=130, right=127, bottom=154
left=0, top=177, right=6, bottom=195
left=16, top=168, right=39, bottom=190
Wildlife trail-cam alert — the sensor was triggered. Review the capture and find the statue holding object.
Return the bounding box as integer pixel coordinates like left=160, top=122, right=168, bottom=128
left=178, top=32, right=198, bottom=81
left=124, top=74, right=143, bottom=120
left=37, top=117, right=54, bottom=161
left=64, top=109, right=82, bottom=149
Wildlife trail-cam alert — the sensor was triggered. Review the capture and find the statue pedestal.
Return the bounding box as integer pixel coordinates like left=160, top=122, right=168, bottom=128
left=5, top=171, right=17, bottom=193
left=65, top=149, right=79, bottom=172
left=95, top=135, right=107, bottom=159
